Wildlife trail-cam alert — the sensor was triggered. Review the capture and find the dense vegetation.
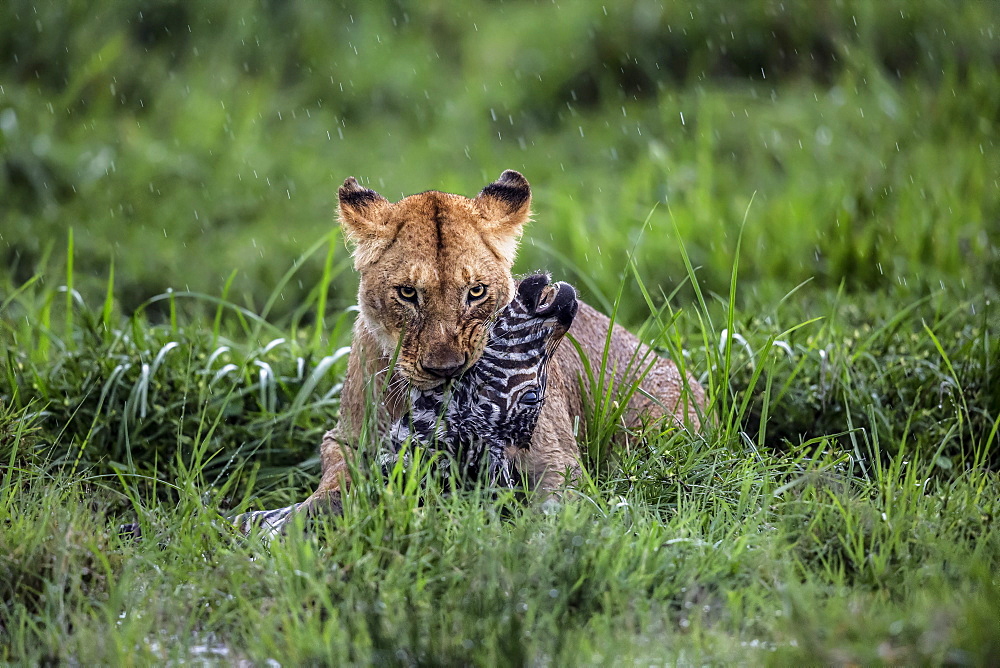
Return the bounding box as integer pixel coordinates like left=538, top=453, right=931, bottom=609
left=2, top=0, right=998, bottom=663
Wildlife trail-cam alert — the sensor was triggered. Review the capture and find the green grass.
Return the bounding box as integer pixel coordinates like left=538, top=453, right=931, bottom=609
left=2, top=0, right=999, bottom=663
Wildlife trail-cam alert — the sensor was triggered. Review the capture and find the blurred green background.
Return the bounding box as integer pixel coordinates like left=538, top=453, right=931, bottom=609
left=3, top=0, right=997, bottom=320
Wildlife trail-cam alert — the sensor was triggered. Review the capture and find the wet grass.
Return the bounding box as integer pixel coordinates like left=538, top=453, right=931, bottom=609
left=2, top=0, right=1000, bottom=663
left=1, top=358, right=998, bottom=663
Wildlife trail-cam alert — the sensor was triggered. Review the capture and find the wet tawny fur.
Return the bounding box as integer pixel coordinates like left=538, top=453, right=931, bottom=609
left=305, top=170, right=706, bottom=510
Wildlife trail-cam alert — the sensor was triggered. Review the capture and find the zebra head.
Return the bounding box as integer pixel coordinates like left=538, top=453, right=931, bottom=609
left=465, top=273, right=579, bottom=451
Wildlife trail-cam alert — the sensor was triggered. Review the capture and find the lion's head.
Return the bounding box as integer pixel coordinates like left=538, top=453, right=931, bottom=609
left=338, top=170, right=532, bottom=390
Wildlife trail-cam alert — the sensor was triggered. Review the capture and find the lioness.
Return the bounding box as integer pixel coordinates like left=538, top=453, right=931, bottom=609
left=305, top=170, right=705, bottom=511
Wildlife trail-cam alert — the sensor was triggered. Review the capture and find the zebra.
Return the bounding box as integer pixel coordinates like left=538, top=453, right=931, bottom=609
left=230, top=273, right=578, bottom=537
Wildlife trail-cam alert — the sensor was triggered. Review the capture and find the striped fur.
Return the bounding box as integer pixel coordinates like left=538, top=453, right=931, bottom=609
left=233, top=502, right=303, bottom=538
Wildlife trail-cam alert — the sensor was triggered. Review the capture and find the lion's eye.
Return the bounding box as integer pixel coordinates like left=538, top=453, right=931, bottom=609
left=397, top=286, right=418, bottom=303
left=467, top=284, right=487, bottom=301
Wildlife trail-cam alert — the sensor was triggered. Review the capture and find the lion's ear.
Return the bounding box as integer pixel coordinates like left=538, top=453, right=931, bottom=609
left=338, top=177, right=391, bottom=244
left=474, top=170, right=531, bottom=265
left=475, top=170, right=532, bottom=230
left=337, top=176, right=389, bottom=260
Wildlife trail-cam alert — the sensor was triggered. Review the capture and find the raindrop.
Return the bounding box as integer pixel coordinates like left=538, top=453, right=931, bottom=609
left=679, top=111, right=685, bottom=125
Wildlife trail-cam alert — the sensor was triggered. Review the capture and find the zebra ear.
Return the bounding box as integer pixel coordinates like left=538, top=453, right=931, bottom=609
left=474, top=170, right=531, bottom=264
left=338, top=177, right=392, bottom=265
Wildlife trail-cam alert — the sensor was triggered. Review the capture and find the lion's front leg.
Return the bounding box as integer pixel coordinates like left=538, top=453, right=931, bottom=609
left=303, top=326, right=397, bottom=507
left=301, top=427, right=354, bottom=510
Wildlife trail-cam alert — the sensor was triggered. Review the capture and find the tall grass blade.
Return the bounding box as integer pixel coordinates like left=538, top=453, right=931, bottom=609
left=310, top=231, right=339, bottom=351
left=65, top=228, right=74, bottom=348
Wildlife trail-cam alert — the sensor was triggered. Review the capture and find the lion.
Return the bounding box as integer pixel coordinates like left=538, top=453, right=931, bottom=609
left=303, top=170, right=706, bottom=512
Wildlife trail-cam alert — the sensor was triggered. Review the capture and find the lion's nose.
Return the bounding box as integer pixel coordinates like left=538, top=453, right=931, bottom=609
left=422, top=350, right=467, bottom=379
